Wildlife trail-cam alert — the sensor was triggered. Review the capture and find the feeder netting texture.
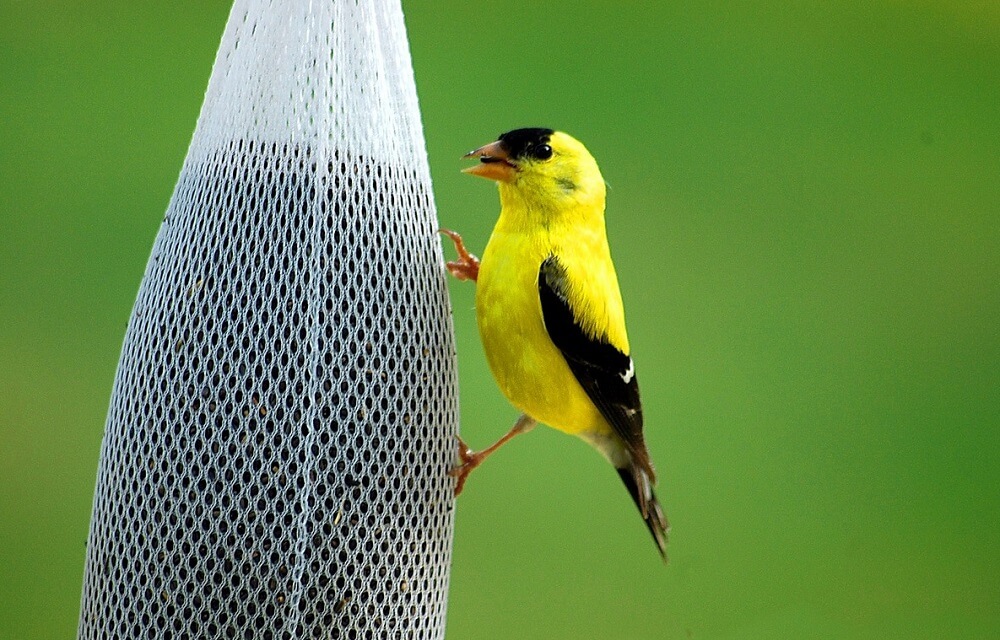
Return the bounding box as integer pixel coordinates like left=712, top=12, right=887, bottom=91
left=78, top=1, right=458, bottom=638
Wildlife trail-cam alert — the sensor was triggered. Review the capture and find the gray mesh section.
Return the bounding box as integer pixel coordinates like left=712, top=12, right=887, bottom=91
left=78, top=1, right=457, bottom=638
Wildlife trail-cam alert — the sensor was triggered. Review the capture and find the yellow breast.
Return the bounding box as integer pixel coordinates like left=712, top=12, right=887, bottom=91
left=475, top=227, right=616, bottom=437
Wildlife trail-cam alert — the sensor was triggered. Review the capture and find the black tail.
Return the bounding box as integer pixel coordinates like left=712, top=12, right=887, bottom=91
left=617, top=466, right=670, bottom=562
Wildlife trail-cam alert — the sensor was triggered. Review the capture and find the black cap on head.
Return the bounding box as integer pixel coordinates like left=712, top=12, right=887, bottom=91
left=498, top=128, right=555, bottom=161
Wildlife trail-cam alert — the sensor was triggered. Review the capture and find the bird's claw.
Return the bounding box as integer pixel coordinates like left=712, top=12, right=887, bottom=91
left=446, top=260, right=479, bottom=282
left=449, top=435, right=483, bottom=496
left=439, top=228, right=480, bottom=282
left=447, top=416, right=535, bottom=497
left=454, top=435, right=476, bottom=464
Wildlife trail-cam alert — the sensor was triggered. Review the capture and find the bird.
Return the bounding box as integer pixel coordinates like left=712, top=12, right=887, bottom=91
left=440, top=127, right=669, bottom=561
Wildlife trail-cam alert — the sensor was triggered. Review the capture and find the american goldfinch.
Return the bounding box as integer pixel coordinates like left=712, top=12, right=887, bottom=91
left=441, top=128, right=669, bottom=560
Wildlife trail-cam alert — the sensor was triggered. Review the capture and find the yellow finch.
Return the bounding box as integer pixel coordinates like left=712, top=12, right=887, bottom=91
left=441, top=128, right=669, bottom=560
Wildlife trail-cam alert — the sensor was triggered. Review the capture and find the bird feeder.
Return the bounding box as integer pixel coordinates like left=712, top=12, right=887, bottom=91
left=78, top=1, right=458, bottom=638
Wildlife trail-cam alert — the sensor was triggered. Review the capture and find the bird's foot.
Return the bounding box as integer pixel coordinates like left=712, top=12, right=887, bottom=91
left=448, top=415, right=536, bottom=496
left=449, top=436, right=485, bottom=496
left=439, top=228, right=480, bottom=282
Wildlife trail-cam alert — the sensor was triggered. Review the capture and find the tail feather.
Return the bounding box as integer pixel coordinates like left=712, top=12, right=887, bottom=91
left=617, top=466, right=670, bottom=562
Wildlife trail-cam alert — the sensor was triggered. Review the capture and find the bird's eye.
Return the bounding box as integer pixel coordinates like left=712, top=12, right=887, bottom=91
left=534, top=144, right=553, bottom=160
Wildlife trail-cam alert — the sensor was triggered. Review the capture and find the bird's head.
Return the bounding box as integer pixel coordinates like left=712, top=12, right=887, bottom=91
left=463, top=128, right=606, bottom=213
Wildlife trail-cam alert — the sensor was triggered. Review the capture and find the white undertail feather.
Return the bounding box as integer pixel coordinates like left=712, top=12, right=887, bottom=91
left=589, top=431, right=669, bottom=560
left=634, top=463, right=654, bottom=518
left=626, top=455, right=669, bottom=562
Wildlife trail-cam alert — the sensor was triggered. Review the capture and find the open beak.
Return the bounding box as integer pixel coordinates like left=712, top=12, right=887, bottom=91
left=462, top=140, right=517, bottom=182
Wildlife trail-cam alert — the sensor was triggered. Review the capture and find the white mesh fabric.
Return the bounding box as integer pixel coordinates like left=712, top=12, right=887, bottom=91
left=78, top=1, right=457, bottom=638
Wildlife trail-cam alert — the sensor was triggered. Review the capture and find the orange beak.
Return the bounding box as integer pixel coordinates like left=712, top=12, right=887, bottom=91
left=462, top=140, right=517, bottom=182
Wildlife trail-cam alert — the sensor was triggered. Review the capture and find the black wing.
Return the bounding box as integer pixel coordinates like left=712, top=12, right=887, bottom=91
left=538, top=255, right=653, bottom=477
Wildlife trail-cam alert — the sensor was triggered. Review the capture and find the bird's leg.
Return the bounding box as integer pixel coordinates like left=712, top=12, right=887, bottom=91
left=451, top=414, right=536, bottom=496
left=439, top=228, right=480, bottom=282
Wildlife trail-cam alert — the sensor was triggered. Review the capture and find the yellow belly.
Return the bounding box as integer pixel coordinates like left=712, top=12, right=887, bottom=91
left=475, top=229, right=610, bottom=437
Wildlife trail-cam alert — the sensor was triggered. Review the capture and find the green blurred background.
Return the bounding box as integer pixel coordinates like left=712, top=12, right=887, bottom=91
left=2, top=1, right=998, bottom=638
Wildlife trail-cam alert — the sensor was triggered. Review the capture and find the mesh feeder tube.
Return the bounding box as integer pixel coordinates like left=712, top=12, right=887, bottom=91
left=78, top=2, right=458, bottom=639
